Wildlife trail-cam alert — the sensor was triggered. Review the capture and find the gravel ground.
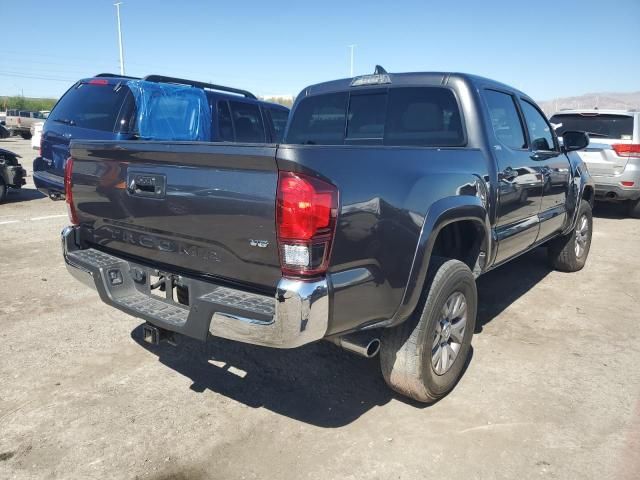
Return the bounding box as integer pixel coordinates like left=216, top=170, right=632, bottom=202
left=1, top=137, right=639, bottom=480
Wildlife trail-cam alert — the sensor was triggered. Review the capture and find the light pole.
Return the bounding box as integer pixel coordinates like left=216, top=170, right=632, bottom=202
left=348, top=44, right=356, bottom=77
left=114, top=2, right=125, bottom=75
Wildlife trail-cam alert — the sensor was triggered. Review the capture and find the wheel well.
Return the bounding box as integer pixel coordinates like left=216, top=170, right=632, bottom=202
left=431, top=220, right=485, bottom=272
left=582, top=186, right=594, bottom=207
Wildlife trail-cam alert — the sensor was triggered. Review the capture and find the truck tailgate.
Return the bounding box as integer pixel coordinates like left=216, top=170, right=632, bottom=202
left=69, top=141, right=281, bottom=292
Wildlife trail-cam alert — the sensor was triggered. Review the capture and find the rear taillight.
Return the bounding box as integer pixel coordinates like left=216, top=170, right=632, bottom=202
left=621, top=181, right=635, bottom=187
left=276, top=171, right=338, bottom=277
left=612, top=144, right=640, bottom=158
left=39, top=132, right=43, bottom=157
left=64, top=157, right=79, bottom=225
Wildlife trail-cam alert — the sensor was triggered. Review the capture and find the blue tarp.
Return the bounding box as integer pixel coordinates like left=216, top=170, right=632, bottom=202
left=127, top=80, right=212, bottom=141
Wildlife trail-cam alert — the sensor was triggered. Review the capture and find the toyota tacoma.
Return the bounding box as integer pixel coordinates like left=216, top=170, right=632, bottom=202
left=61, top=68, right=594, bottom=402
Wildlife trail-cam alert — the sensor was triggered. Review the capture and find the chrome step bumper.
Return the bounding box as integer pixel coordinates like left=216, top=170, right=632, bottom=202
left=61, top=226, right=329, bottom=348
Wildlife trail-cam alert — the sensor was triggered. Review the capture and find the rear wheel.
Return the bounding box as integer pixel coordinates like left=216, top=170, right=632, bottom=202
left=547, top=200, right=592, bottom=272
left=20, top=132, right=32, bottom=140
left=629, top=198, right=640, bottom=218
left=380, top=257, right=477, bottom=403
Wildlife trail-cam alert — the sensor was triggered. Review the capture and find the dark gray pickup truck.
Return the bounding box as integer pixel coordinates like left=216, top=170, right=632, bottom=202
left=61, top=69, right=594, bottom=402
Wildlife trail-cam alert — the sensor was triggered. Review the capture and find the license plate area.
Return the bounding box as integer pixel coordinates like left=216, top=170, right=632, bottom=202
left=146, top=271, right=190, bottom=307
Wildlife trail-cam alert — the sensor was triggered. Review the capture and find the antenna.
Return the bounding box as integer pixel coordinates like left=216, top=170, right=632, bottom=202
left=374, top=65, right=388, bottom=75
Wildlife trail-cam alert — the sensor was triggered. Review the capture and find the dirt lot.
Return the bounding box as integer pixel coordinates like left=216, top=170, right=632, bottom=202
left=1, top=137, right=638, bottom=480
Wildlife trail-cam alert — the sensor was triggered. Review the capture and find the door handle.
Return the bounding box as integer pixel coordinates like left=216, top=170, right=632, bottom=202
left=126, top=173, right=166, bottom=198
left=499, top=167, right=518, bottom=181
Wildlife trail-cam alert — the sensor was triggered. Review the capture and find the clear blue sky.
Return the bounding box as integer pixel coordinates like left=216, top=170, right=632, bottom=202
left=1, top=0, right=639, bottom=101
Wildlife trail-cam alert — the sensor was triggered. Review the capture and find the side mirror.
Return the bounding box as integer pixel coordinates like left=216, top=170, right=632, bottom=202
left=562, top=131, right=589, bottom=152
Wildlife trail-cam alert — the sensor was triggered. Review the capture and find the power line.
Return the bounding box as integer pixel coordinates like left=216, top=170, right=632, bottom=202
left=0, top=71, right=76, bottom=83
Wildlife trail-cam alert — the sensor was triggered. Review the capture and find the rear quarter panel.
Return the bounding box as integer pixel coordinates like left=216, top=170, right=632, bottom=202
left=276, top=145, right=490, bottom=334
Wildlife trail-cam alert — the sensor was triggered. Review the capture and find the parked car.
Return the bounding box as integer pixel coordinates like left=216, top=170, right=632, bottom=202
left=5, top=110, right=46, bottom=139
left=0, top=148, right=26, bottom=203
left=61, top=68, right=594, bottom=403
left=550, top=109, right=640, bottom=217
left=33, top=74, right=290, bottom=199
left=31, top=121, right=44, bottom=150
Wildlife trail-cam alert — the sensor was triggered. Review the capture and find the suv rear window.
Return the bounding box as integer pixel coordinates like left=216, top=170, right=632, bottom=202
left=286, top=87, right=464, bottom=147
left=549, top=113, right=634, bottom=140
left=50, top=82, right=130, bottom=132
left=268, top=107, right=289, bottom=142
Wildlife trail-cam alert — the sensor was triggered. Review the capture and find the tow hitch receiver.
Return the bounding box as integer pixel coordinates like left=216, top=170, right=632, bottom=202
left=142, top=323, right=178, bottom=346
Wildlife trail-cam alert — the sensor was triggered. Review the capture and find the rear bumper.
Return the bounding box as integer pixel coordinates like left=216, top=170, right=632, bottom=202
left=61, top=226, right=329, bottom=348
left=32, top=159, right=64, bottom=197
left=593, top=177, right=640, bottom=201
left=592, top=163, right=640, bottom=201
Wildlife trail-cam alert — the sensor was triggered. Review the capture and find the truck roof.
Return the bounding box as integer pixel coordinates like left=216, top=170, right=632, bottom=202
left=299, top=71, right=531, bottom=100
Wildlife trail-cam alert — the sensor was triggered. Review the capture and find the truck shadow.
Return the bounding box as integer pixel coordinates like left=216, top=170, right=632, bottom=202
left=131, top=248, right=550, bottom=427
left=132, top=326, right=395, bottom=427
left=592, top=202, right=630, bottom=219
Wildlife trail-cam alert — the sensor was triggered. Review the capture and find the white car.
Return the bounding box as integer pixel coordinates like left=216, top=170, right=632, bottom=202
left=31, top=122, right=44, bottom=150
left=550, top=109, right=640, bottom=217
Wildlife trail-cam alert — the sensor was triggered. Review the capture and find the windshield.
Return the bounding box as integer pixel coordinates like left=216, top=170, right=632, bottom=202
left=50, top=82, right=130, bottom=132
left=550, top=113, right=634, bottom=140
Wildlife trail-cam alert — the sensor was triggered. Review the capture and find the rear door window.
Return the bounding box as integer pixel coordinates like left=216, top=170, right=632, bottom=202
left=50, top=82, right=129, bottom=132
left=484, top=90, right=527, bottom=150
left=285, top=87, right=464, bottom=146
left=216, top=101, right=234, bottom=141
left=228, top=101, right=265, bottom=143
left=549, top=113, right=634, bottom=140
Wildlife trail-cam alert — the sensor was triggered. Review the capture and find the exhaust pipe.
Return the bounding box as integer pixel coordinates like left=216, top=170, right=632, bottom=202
left=329, top=331, right=381, bottom=358
left=605, top=191, right=617, bottom=200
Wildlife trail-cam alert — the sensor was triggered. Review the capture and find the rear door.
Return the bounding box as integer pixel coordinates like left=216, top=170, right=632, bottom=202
left=519, top=99, right=570, bottom=240
left=43, top=81, right=133, bottom=175
left=483, top=89, right=543, bottom=263
left=550, top=113, right=635, bottom=176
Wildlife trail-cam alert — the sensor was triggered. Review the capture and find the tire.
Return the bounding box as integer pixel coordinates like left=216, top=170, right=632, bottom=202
left=547, top=200, right=593, bottom=272
left=629, top=198, right=640, bottom=219
left=20, top=132, right=32, bottom=140
left=380, top=257, right=477, bottom=403
left=0, top=178, right=7, bottom=204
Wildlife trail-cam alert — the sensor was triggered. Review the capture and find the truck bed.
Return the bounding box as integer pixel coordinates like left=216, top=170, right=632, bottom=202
left=70, top=141, right=281, bottom=293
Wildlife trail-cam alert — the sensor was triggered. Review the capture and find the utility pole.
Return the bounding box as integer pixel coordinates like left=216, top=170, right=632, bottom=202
left=348, top=44, right=356, bottom=77
left=114, top=2, right=125, bottom=75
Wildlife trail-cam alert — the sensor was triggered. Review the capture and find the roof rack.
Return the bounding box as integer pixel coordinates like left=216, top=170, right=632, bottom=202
left=142, top=74, right=257, bottom=99
left=95, top=73, right=141, bottom=80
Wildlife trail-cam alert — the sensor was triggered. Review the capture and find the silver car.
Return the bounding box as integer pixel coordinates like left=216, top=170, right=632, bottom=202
left=550, top=109, right=640, bottom=217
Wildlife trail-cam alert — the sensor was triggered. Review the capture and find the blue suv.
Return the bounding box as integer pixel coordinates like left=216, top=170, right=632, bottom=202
left=33, top=74, right=290, bottom=198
